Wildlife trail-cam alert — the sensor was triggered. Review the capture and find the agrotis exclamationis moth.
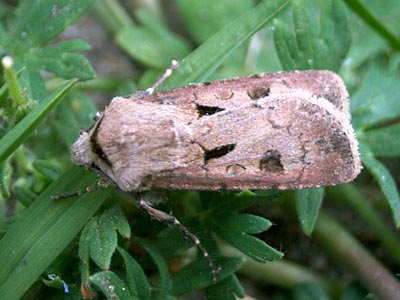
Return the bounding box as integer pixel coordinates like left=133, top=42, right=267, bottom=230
left=68, top=61, right=361, bottom=282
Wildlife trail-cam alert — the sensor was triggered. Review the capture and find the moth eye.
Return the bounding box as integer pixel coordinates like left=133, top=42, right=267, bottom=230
left=196, top=104, right=225, bottom=117
left=247, top=86, right=270, bottom=100
left=204, top=144, right=236, bottom=162
left=259, top=150, right=284, bottom=172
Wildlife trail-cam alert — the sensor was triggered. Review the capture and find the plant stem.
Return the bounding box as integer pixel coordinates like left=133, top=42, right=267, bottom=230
left=328, top=183, right=400, bottom=265
left=221, top=243, right=342, bottom=297
left=313, top=211, right=400, bottom=300
left=343, top=0, right=400, bottom=51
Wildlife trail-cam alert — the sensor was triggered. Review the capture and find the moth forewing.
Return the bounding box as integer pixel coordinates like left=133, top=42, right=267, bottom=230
left=72, top=70, right=360, bottom=192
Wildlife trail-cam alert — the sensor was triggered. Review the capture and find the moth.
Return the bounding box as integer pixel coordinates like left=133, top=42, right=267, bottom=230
left=71, top=62, right=361, bottom=282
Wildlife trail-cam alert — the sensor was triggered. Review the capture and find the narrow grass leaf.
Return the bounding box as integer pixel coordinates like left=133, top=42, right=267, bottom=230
left=161, top=0, right=290, bottom=89
left=0, top=166, right=109, bottom=300
left=0, top=79, right=77, bottom=163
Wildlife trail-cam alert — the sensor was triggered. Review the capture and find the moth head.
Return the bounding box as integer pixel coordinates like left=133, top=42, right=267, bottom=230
left=71, top=129, right=96, bottom=168
left=71, top=112, right=104, bottom=169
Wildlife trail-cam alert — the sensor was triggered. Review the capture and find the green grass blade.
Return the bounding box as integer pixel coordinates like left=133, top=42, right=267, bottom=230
left=0, top=166, right=109, bottom=300
left=0, top=79, right=77, bottom=163
left=161, top=0, right=291, bottom=89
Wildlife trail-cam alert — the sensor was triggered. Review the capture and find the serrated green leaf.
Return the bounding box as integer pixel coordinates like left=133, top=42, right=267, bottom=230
left=0, top=166, right=109, bottom=300
left=172, top=256, right=244, bottom=296
left=295, top=188, right=324, bottom=236
left=27, top=40, right=95, bottom=80
left=274, top=0, right=350, bottom=72
left=0, top=79, right=77, bottom=163
left=216, top=213, right=272, bottom=234
left=360, top=144, right=400, bottom=226
left=360, top=122, right=400, bottom=157
left=19, top=66, right=47, bottom=101
left=351, top=63, right=400, bottom=130
left=272, top=19, right=299, bottom=70
left=139, top=238, right=172, bottom=300
left=106, top=205, right=131, bottom=239
left=4, top=0, right=95, bottom=53
left=175, top=0, right=254, bottom=43
left=152, top=225, right=195, bottom=262
left=90, top=271, right=134, bottom=300
left=320, top=0, right=351, bottom=62
left=205, top=275, right=245, bottom=300
left=116, top=9, right=190, bottom=68
left=117, top=247, right=151, bottom=300
left=79, top=218, right=97, bottom=286
left=212, top=212, right=283, bottom=262
left=90, top=213, right=118, bottom=270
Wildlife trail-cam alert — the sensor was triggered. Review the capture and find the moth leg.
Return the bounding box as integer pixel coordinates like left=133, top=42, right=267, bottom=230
left=135, top=193, right=218, bottom=283
left=52, top=178, right=111, bottom=200
left=136, top=60, right=179, bottom=98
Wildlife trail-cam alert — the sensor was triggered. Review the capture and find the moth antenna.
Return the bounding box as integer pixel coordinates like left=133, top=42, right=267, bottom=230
left=52, top=178, right=111, bottom=200
left=143, top=60, right=179, bottom=96
left=136, top=193, right=219, bottom=283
